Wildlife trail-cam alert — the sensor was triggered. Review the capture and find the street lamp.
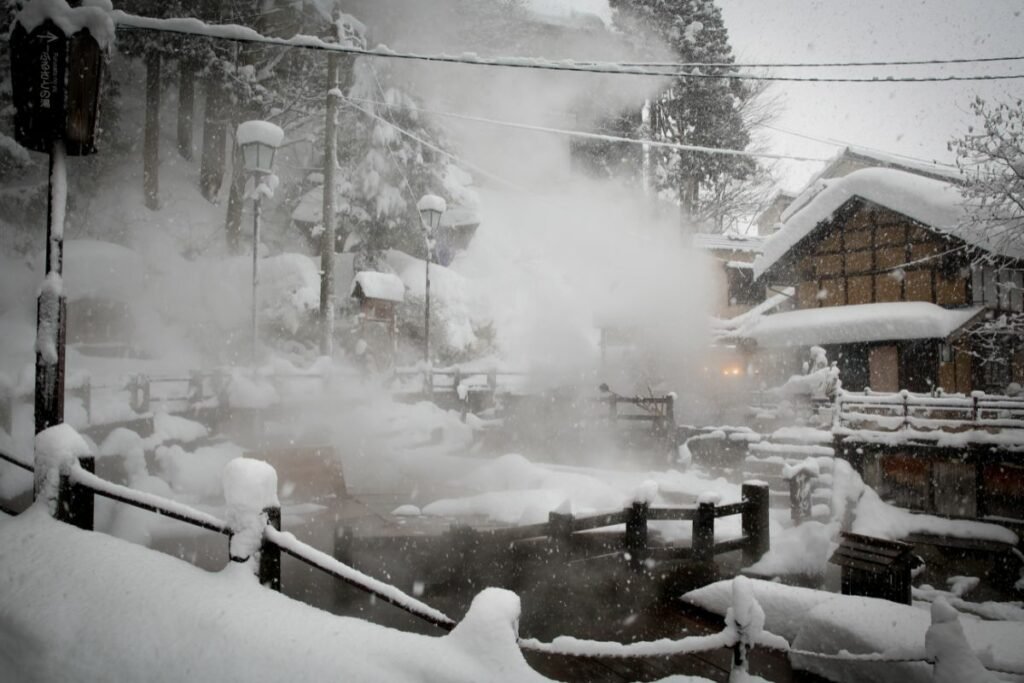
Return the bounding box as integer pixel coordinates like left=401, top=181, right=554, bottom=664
left=236, top=120, right=284, bottom=362
left=417, top=194, right=446, bottom=369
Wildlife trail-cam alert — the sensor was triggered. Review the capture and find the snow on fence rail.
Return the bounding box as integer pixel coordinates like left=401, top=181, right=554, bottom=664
left=5, top=428, right=455, bottom=630
left=835, top=389, right=1024, bottom=433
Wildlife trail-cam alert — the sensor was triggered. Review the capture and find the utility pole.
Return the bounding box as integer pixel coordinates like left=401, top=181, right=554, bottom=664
left=319, top=54, right=340, bottom=357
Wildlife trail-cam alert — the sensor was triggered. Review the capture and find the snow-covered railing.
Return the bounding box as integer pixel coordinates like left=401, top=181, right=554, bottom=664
left=12, top=427, right=458, bottom=631
left=391, top=365, right=527, bottom=397
left=836, top=389, right=1024, bottom=434
left=2, top=367, right=366, bottom=430
left=464, top=482, right=771, bottom=568
left=521, top=576, right=788, bottom=679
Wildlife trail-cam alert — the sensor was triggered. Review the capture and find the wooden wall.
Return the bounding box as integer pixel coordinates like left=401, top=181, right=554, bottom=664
left=792, top=202, right=968, bottom=310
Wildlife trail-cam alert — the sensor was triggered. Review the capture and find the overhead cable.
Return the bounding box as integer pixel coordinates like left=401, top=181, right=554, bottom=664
left=345, top=96, right=830, bottom=163
left=111, top=13, right=1024, bottom=83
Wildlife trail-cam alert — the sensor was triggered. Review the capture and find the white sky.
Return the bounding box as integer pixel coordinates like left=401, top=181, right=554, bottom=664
left=534, top=0, right=1024, bottom=192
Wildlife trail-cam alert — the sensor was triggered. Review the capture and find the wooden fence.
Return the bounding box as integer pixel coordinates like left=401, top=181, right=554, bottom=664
left=0, top=368, right=364, bottom=434
left=456, top=481, right=770, bottom=568
left=835, top=389, right=1024, bottom=433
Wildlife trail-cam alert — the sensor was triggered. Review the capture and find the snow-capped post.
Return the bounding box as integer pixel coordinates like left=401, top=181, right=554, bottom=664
left=127, top=374, right=150, bottom=413
left=223, top=458, right=282, bottom=591
left=727, top=576, right=766, bottom=681
left=236, top=120, right=284, bottom=364
left=320, top=54, right=341, bottom=357
left=34, top=423, right=94, bottom=530
left=783, top=459, right=819, bottom=525
left=926, top=598, right=996, bottom=683
left=417, top=194, right=446, bottom=370
left=741, top=482, right=770, bottom=564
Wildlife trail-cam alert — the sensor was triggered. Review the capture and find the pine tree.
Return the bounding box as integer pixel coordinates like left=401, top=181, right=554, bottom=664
left=334, top=62, right=461, bottom=267
left=610, top=0, right=758, bottom=230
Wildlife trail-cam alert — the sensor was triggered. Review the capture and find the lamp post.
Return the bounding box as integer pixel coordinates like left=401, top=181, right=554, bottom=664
left=417, top=194, right=446, bottom=370
left=236, top=120, right=284, bottom=363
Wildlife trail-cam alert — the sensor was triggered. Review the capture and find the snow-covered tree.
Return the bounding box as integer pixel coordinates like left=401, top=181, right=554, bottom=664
left=949, top=96, right=1024, bottom=387
left=335, top=63, right=460, bottom=268
left=950, top=96, right=1024, bottom=262
left=609, top=0, right=763, bottom=230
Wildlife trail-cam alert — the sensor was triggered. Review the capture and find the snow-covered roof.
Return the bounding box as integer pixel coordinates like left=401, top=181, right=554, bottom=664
left=692, top=232, right=765, bottom=253
left=712, top=287, right=794, bottom=340
left=819, top=145, right=963, bottom=184
left=742, top=302, right=983, bottom=348
left=440, top=205, right=480, bottom=229
left=754, top=168, right=976, bottom=280
left=350, top=271, right=405, bottom=303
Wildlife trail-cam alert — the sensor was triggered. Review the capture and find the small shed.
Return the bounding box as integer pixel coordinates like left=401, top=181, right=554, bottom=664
left=349, top=271, right=405, bottom=365
left=828, top=532, right=915, bottom=604
left=350, top=271, right=405, bottom=319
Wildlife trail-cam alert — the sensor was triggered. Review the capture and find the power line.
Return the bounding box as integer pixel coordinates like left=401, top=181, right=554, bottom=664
left=600, top=55, right=1024, bottom=69
left=111, top=13, right=1024, bottom=83
left=345, top=96, right=830, bottom=163
left=342, top=98, right=527, bottom=191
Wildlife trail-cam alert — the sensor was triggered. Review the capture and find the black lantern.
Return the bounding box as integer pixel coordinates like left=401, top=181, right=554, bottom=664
left=417, top=194, right=447, bottom=233
left=10, top=20, right=104, bottom=156
left=237, top=120, right=284, bottom=176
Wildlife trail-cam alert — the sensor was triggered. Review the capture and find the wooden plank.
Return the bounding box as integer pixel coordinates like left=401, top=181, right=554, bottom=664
left=837, top=539, right=907, bottom=559
left=714, top=502, right=746, bottom=517
left=573, top=511, right=628, bottom=532
left=713, top=537, right=747, bottom=554
left=648, top=507, right=696, bottom=521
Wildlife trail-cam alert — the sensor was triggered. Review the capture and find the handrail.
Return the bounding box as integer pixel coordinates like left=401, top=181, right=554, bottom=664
left=5, top=453, right=456, bottom=632
left=70, top=468, right=231, bottom=535
left=0, top=449, right=33, bottom=472
left=264, top=526, right=457, bottom=631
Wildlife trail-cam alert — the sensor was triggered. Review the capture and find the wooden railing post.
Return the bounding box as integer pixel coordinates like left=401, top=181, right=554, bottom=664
left=35, top=424, right=93, bottom=530
left=624, top=501, right=649, bottom=569
left=223, top=458, right=281, bottom=591
left=789, top=470, right=813, bottom=524
left=693, top=501, right=715, bottom=563
left=60, top=454, right=95, bottom=531
left=260, top=505, right=282, bottom=591
left=73, top=378, right=93, bottom=425
left=1, top=382, right=13, bottom=436
left=187, top=371, right=203, bottom=406
left=901, top=389, right=909, bottom=430
left=548, top=510, right=574, bottom=558
left=742, top=482, right=770, bottom=564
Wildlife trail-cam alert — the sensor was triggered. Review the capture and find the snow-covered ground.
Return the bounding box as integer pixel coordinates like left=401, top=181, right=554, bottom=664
left=0, top=505, right=549, bottom=683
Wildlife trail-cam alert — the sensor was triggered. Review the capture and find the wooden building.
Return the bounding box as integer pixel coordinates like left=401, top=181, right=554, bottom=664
left=693, top=231, right=768, bottom=320
left=743, top=167, right=1024, bottom=393
left=349, top=271, right=405, bottom=364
